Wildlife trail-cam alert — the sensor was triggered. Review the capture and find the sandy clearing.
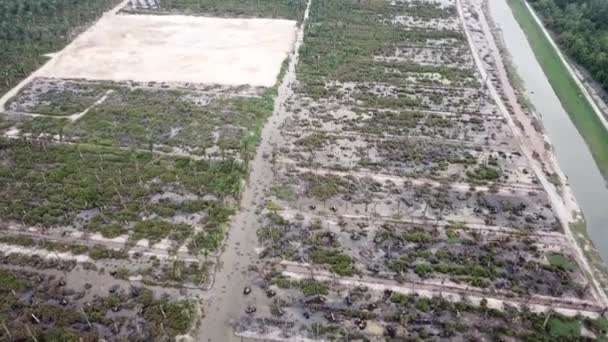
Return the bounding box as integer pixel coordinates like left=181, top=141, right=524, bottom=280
left=40, top=14, right=297, bottom=87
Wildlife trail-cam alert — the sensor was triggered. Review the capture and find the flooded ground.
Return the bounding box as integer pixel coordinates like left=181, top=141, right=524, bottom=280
left=488, top=0, right=608, bottom=262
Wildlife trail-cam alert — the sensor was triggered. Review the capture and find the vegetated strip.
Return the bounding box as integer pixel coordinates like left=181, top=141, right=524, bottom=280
left=508, top=0, right=608, bottom=180
left=281, top=262, right=604, bottom=315
left=121, top=0, right=307, bottom=20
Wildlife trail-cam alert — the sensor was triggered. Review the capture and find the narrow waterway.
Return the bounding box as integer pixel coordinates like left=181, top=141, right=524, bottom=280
left=488, top=0, right=608, bottom=261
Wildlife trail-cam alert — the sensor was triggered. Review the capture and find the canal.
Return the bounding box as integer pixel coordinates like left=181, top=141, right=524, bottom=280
left=488, top=0, right=608, bottom=262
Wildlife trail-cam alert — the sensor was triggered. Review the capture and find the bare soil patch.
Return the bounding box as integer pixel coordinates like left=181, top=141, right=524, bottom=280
left=40, top=14, right=297, bottom=87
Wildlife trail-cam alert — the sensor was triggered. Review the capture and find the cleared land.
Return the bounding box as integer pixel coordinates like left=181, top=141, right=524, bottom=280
left=223, top=0, right=608, bottom=340
left=1, top=0, right=608, bottom=340
left=41, top=14, right=296, bottom=87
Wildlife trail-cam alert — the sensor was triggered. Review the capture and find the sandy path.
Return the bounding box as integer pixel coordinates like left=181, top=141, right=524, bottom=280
left=0, top=227, right=199, bottom=262
left=193, top=1, right=312, bottom=340
left=457, top=0, right=608, bottom=305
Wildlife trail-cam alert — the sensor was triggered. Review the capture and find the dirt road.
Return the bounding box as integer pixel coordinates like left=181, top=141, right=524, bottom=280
left=194, top=1, right=312, bottom=340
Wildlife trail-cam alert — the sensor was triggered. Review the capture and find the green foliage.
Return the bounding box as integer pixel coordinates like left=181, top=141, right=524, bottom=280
left=0, top=139, right=236, bottom=249
left=304, top=173, right=353, bottom=200
left=299, top=279, right=329, bottom=296
left=271, top=274, right=293, bottom=289
left=124, top=0, right=307, bottom=20
left=311, top=248, right=354, bottom=276
left=546, top=252, right=576, bottom=272
left=88, top=244, right=128, bottom=260
left=96, top=223, right=126, bottom=238
left=257, top=226, right=282, bottom=242
left=37, top=328, right=80, bottom=342
left=414, top=263, right=433, bottom=278
left=390, top=292, right=411, bottom=306
left=142, top=299, right=195, bottom=335
left=547, top=317, right=581, bottom=338
left=132, top=220, right=189, bottom=244
left=528, top=0, right=608, bottom=93
left=466, top=165, right=500, bottom=181
left=156, top=260, right=208, bottom=285
left=402, top=231, right=433, bottom=243
left=0, top=270, right=28, bottom=291
left=307, top=323, right=340, bottom=338
left=189, top=202, right=235, bottom=252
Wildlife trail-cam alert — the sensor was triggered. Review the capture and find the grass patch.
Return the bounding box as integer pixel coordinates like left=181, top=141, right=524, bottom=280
left=304, top=173, right=353, bottom=200
left=546, top=252, right=576, bottom=272
left=466, top=165, right=500, bottom=181
left=299, top=279, right=329, bottom=296
left=547, top=317, right=581, bottom=338
left=310, top=248, right=354, bottom=276
left=509, top=0, right=608, bottom=180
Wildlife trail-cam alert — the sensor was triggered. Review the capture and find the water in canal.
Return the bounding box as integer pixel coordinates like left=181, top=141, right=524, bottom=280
left=488, top=0, right=608, bottom=262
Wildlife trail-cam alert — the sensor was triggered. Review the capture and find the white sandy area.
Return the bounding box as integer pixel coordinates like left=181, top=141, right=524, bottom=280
left=40, top=14, right=297, bottom=87
left=0, top=243, right=91, bottom=263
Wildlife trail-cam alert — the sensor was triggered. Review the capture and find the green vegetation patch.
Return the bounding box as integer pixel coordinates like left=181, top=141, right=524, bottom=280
left=132, top=220, right=192, bottom=244
left=0, top=269, right=29, bottom=291
left=123, top=0, right=307, bottom=20
left=0, top=139, right=239, bottom=252
left=299, top=278, right=329, bottom=296
left=299, top=0, right=471, bottom=100
left=304, top=173, right=354, bottom=200
left=547, top=317, right=581, bottom=338
left=546, top=252, right=576, bottom=272
left=466, top=165, right=500, bottom=182
left=310, top=248, right=354, bottom=276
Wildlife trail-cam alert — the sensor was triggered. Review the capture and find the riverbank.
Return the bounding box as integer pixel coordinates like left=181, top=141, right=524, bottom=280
left=487, top=0, right=608, bottom=301
left=507, top=0, right=608, bottom=181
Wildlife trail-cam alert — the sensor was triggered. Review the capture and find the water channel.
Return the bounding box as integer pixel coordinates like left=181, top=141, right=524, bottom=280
left=488, top=0, right=608, bottom=262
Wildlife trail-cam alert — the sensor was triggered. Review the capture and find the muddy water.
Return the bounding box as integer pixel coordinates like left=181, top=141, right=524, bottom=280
left=195, top=2, right=312, bottom=341
left=488, top=0, right=608, bottom=261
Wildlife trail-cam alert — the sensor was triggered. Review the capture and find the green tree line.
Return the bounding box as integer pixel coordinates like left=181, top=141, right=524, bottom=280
left=0, top=0, right=121, bottom=97
left=528, top=0, right=608, bottom=93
